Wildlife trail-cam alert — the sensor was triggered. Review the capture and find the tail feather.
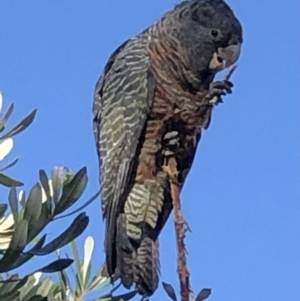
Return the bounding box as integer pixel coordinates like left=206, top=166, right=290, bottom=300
left=117, top=248, right=135, bottom=289
left=115, top=214, right=134, bottom=288
left=134, top=237, right=160, bottom=296
left=112, top=214, right=160, bottom=296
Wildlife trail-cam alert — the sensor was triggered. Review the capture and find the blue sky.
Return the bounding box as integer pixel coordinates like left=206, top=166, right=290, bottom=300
left=0, top=0, right=299, bottom=300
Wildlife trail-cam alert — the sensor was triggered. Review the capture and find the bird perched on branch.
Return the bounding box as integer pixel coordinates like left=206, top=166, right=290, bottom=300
left=93, top=0, right=243, bottom=296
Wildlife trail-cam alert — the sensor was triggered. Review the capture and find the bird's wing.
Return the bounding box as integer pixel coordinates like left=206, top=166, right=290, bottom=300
left=93, top=35, right=155, bottom=244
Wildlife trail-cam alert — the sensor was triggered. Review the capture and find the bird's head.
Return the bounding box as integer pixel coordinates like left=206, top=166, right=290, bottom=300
left=173, top=0, right=243, bottom=80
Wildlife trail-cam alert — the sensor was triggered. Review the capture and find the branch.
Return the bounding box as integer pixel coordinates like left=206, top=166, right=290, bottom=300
left=164, top=157, right=192, bottom=301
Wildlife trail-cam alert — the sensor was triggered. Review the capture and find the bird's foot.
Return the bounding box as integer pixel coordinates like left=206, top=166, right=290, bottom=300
left=205, top=80, right=234, bottom=105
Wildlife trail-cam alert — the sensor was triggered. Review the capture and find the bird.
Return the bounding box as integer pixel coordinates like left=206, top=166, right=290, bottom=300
left=93, top=0, right=243, bottom=297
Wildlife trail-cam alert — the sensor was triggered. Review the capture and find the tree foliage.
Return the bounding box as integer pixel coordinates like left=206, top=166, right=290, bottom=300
left=0, top=92, right=137, bottom=301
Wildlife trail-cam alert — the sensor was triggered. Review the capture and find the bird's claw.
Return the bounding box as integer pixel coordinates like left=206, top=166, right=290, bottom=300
left=205, top=79, right=234, bottom=105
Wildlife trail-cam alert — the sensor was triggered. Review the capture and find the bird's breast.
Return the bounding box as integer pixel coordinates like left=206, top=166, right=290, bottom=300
left=134, top=73, right=212, bottom=185
left=150, top=78, right=212, bottom=183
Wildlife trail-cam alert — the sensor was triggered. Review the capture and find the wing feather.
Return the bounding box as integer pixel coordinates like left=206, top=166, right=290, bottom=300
left=93, top=35, right=155, bottom=273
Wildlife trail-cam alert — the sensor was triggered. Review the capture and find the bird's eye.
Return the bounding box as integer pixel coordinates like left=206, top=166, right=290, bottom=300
left=211, top=30, right=219, bottom=37
left=217, top=56, right=223, bottom=63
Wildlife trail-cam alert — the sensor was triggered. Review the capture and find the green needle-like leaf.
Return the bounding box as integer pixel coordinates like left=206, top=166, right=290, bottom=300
left=39, top=170, right=52, bottom=212
left=87, top=264, right=119, bottom=292
left=8, top=235, right=46, bottom=271
left=51, top=167, right=64, bottom=204
left=0, top=203, right=8, bottom=218
left=0, top=103, right=14, bottom=133
left=36, top=259, right=74, bottom=273
left=24, top=183, right=42, bottom=221
left=19, top=190, right=26, bottom=208
left=0, top=289, right=20, bottom=300
left=88, top=274, right=110, bottom=292
left=23, top=184, right=44, bottom=244
left=54, top=189, right=100, bottom=220
left=22, top=277, right=54, bottom=301
left=0, top=157, right=19, bottom=172
left=26, top=201, right=51, bottom=243
left=26, top=297, right=45, bottom=301
left=0, top=109, right=37, bottom=140
left=33, top=213, right=89, bottom=255
left=35, top=277, right=53, bottom=297
left=82, top=236, right=94, bottom=289
left=54, top=167, right=88, bottom=216
left=70, top=240, right=83, bottom=293
left=57, top=269, right=69, bottom=299
left=0, top=173, right=23, bottom=187
left=0, top=220, right=28, bottom=272
left=8, top=187, right=19, bottom=223
left=0, top=275, right=29, bottom=299
left=18, top=275, right=36, bottom=301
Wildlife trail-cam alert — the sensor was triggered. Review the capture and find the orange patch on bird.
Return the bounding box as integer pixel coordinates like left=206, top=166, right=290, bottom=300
left=136, top=157, right=157, bottom=180
left=144, top=121, right=162, bottom=140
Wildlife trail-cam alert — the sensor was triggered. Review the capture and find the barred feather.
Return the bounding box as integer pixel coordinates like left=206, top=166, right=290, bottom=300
left=93, top=0, right=242, bottom=296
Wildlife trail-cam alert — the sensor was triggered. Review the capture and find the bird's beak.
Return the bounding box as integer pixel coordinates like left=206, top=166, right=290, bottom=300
left=209, top=43, right=241, bottom=71
left=217, top=43, right=241, bottom=68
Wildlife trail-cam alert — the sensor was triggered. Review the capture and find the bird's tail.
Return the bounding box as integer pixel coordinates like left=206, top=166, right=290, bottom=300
left=114, top=214, right=160, bottom=296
